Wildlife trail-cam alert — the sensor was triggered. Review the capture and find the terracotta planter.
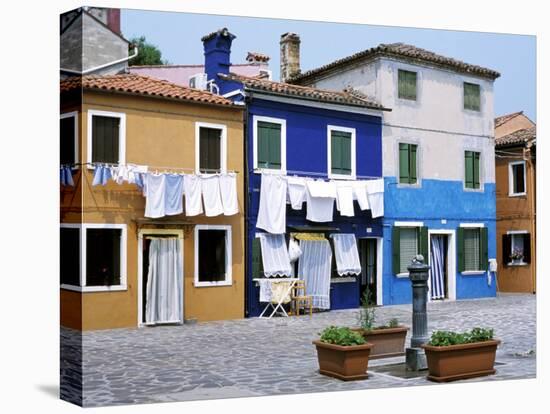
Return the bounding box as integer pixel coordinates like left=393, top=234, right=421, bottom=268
left=313, top=340, right=373, bottom=381
left=353, top=326, right=409, bottom=359
left=422, top=339, right=501, bottom=382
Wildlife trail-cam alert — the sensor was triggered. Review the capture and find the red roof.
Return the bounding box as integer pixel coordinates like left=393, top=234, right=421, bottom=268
left=494, top=111, right=524, bottom=128
left=60, top=73, right=237, bottom=107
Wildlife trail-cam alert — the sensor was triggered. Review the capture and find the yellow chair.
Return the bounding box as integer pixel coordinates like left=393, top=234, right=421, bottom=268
left=290, top=279, right=313, bottom=316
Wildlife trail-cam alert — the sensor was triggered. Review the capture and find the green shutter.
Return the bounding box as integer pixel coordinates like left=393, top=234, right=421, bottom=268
left=399, top=143, right=410, bottom=183
left=465, top=151, right=474, bottom=188
left=473, top=152, right=480, bottom=189
left=92, top=115, right=119, bottom=164
left=257, top=121, right=281, bottom=169
left=392, top=226, right=401, bottom=275
left=398, top=70, right=417, bottom=100
left=409, top=145, right=417, bottom=184
left=419, top=226, right=429, bottom=265
left=341, top=133, right=352, bottom=174
left=457, top=227, right=465, bottom=272
left=464, top=82, right=481, bottom=111
left=331, top=130, right=352, bottom=175
left=251, top=237, right=263, bottom=278
left=257, top=122, right=270, bottom=168
left=480, top=227, right=488, bottom=271
left=268, top=126, right=281, bottom=168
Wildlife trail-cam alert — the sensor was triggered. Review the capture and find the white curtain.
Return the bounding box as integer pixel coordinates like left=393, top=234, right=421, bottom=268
left=331, top=234, right=362, bottom=276
left=145, top=238, right=183, bottom=324
left=259, top=233, right=292, bottom=277
left=430, top=236, right=445, bottom=300
left=298, top=239, right=332, bottom=309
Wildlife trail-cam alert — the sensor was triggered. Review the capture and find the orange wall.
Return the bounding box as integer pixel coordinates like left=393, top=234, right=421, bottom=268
left=495, top=114, right=535, bottom=138
left=61, top=91, right=245, bottom=330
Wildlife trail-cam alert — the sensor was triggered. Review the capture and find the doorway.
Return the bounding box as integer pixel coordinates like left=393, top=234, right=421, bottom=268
left=138, top=229, right=184, bottom=326
left=429, top=234, right=448, bottom=300
left=359, top=238, right=378, bottom=305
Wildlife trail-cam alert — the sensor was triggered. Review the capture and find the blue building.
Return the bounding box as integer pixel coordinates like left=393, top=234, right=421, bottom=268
left=202, top=29, right=391, bottom=316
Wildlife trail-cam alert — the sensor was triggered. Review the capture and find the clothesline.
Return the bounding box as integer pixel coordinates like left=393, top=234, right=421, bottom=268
left=257, top=168, right=381, bottom=180
left=61, top=162, right=239, bottom=174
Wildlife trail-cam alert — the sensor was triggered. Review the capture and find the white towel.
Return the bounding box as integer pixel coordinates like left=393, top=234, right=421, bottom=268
left=335, top=182, right=355, bottom=217
left=306, top=180, right=335, bottom=222
left=307, top=179, right=337, bottom=198
left=184, top=175, right=203, bottom=216
left=259, top=279, right=272, bottom=303
left=201, top=174, right=224, bottom=217
left=164, top=174, right=184, bottom=216
left=286, top=176, right=307, bottom=210
left=144, top=173, right=166, bottom=218
left=219, top=173, right=239, bottom=216
left=352, top=181, right=370, bottom=211
left=366, top=178, right=384, bottom=218
left=257, top=173, right=287, bottom=234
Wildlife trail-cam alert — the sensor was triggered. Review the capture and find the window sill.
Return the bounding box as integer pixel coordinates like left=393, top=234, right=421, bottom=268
left=328, top=174, right=356, bottom=181
left=61, top=284, right=127, bottom=292
left=461, top=271, right=485, bottom=276
left=253, top=168, right=286, bottom=175
left=508, top=192, right=527, bottom=198
left=463, top=187, right=484, bottom=193
left=395, top=273, right=410, bottom=278
left=194, top=281, right=233, bottom=288
left=397, top=182, right=421, bottom=189
left=507, top=262, right=529, bottom=267
left=330, top=276, right=357, bottom=283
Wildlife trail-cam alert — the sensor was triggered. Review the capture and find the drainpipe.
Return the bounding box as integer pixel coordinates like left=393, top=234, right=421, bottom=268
left=60, top=46, right=139, bottom=75
left=524, top=144, right=536, bottom=293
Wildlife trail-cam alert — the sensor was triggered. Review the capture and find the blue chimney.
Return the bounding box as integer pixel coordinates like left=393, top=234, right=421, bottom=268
left=202, top=28, right=236, bottom=88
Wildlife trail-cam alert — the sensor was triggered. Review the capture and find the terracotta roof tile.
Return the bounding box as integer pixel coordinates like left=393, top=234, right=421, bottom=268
left=221, top=73, right=389, bottom=111
left=495, top=126, right=536, bottom=147
left=494, top=111, right=524, bottom=128
left=60, top=74, right=236, bottom=107
left=290, top=42, right=500, bottom=83
left=246, top=51, right=270, bottom=63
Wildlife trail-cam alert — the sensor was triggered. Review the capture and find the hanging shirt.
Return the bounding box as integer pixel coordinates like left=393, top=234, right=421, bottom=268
left=164, top=174, right=184, bottom=216
left=92, top=164, right=112, bottom=186
left=144, top=173, right=166, bottom=218
left=305, top=180, right=335, bottom=223
left=352, top=181, right=370, bottom=211
left=286, top=176, right=307, bottom=210
left=184, top=174, right=203, bottom=216
left=257, top=173, right=287, bottom=234
left=335, top=182, right=355, bottom=217
left=366, top=178, right=385, bottom=218
left=219, top=173, right=239, bottom=216
left=201, top=174, right=224, bottom=217
left=60, top=166, right=74, bottom=187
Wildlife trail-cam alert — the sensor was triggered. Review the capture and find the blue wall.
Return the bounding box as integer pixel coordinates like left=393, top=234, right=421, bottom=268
left=245, top=98, right=384, bottom=316
left=382, top=177, right=497, bottom=305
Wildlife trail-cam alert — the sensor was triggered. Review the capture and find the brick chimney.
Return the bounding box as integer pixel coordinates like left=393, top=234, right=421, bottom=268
left=280, top=33, right=301, bottom=82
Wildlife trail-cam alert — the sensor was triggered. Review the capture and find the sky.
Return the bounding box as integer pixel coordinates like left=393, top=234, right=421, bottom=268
left=122, top=9, right=536, bottom=121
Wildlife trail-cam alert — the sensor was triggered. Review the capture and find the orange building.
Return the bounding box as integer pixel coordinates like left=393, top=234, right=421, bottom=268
left=60, top=74, right=245, bottom=330
left=494, top=111, right=536, bottom=293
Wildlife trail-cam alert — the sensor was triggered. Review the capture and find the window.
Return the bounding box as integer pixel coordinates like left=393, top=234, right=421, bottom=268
left=196, top=123, right=227, bottom=173
left=464, top=82, right=481, bottom=111
left=87, top=110, right=125, bottom=165
left=328, top=126, right=356, bottom=179
left=392, top=224, right=428, bottom=275
left=60, top=112, right=78, bottom=165
left=60, top=224, right=127, bottom=291
left=458, top=225, right=488, bottom=272
left=502, top=232, right=531, bottom=266
left=399, top=143, right=418, bottom=184
left=253, top=116, right=286, bottom=172
left=509, top=161, right=526, bottom=196
left=194, top=225, right=232, bottom=286
left=398, top=69, right=417, bottom=100
left=464, top=150, right=481, bottom=189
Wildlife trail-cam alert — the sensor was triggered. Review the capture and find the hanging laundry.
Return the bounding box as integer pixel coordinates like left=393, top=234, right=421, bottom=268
left=306, top=180, right=336, bottom=222
left=335, top=182, right=355, bottom=217
left=111, top=164, right=127, bottom=185
left=164, top=174, right=184, bottom=216
left=184, top=175, right=203, bottom=216
left=201, top=174, right=224, bottom=217
left=92, top=164, right=112, bottom=186
left=127, top=164, right=148, bottom=185
left=144, top=173, right=166, bottom=218
left=286, top=176, right=307, bottom=210
left=366, top=178, right=385, bottom=218
left=352, top=181, right=370, bottom=211
left=257, top=173, right=287, bottom=234
left=60, top=166, right=74, bottom=187
left=219, top=173, right=239, bottom=216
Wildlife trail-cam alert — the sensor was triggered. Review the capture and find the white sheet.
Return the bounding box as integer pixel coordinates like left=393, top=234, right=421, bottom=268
left=366, top=178, right=384, bottom=218
left=335, top=182, right=355, bottom=217
left=331, top=234, right=362, bottom=276
left=164, top=174, right=184, bottom=216
left=201, top=174, right=224, bottom=217
left=219, top=173, right=239, bottom=216
left=298, top=239, right=332, bottom=309
left=306, top=181, right=335, bottom=222
left=258, top=233, right=292, bottom=277
left=352, top=181, right=370, bottom=211
left=256, top=173, right=287, bottom=234
left=144, top=173, right=166, bottom=218
left=286, top=176, right=307, bottom=210
left=184, top=175, right=203, bottom=216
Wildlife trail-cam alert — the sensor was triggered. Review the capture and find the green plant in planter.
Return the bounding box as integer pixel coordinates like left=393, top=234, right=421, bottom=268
left=428, top=327, right=494, bottom=346
left=320, top=326, right=366, bottom=346
left=357, top=290, right=376, bottom=332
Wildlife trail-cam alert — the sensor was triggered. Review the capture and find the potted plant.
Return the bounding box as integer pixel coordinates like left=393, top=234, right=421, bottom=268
left=313, top=326, right=373, bottom=381
left=509, top=248, right=524, bottom=265
left=352, top=291, right=409, bottom=359
left=422, top=327, right=501, bottom=382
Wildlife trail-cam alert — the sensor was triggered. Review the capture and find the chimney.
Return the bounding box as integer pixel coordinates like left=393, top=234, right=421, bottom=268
left=202, top=28, right=236, bottom=87
left=280, top=33, right=301, bottom=82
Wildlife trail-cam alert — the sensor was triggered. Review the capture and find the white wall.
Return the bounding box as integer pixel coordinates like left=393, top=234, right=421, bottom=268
left=309, top=57, right=496, bottom=184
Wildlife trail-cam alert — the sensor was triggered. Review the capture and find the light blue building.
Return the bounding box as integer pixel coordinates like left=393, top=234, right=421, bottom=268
left=289, top=40, right=501, bottom=305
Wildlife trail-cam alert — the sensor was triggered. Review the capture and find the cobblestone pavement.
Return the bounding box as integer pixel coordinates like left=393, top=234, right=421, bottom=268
left=60, top=294, right=536, bottom=407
